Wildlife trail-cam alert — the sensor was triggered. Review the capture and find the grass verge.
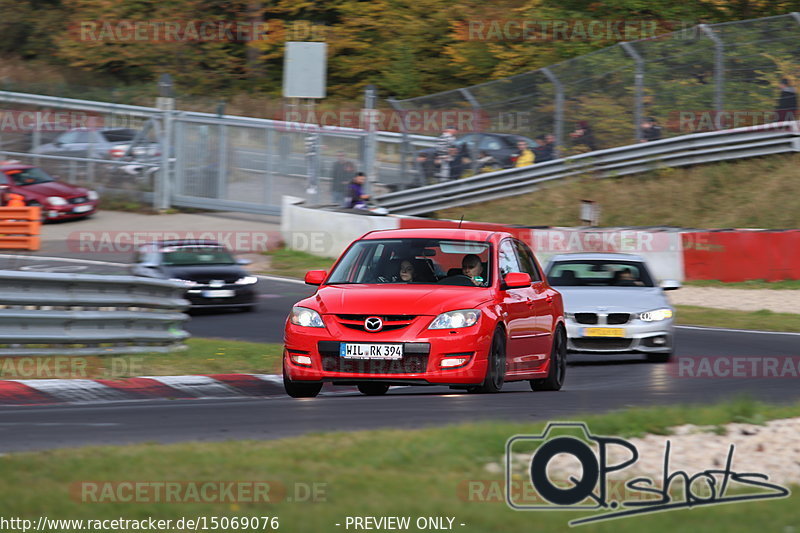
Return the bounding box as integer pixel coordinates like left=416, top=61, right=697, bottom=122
left=437, top=154, right=800, bottom=228
left=676, top=305, right=800, bottom=333
left=261, top=248, right=336, bottom=279
left=0, top=397, right=797, bottom=532
left=0, top=338, right=284, bottom=380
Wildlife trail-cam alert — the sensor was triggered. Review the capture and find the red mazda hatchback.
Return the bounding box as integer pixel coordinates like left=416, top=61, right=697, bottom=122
left=283, top=228, right=566, bottom=397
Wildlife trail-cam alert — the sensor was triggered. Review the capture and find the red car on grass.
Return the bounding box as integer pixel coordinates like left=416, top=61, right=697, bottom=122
left=0, top=161, right=98, bottom=221
left=283, top=228, right=566, bottom=398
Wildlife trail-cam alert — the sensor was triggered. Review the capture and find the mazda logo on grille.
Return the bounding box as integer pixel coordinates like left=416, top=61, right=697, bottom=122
left=364, top=317, right=383, bottom=332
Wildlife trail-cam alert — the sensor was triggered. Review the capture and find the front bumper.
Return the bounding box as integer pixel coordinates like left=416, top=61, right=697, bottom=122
left=284, top=316, right=493, bottom=385
left=185, top=285, right=257, bottom=308
left=566, top=318, right=674, bottom=354
left=43, top=202, right=98, bottom=220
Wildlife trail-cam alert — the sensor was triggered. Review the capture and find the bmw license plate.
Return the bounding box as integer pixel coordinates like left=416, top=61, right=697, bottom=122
left=202, top=290, right=235, bottom=298
left=72, top=204, right=92, bottom=213
left=340, top=343, right=403, bottom=360
left=582, top=327, right=625, bottom=337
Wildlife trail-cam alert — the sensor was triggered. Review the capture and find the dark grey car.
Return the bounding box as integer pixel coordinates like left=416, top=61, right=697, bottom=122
left=31, top=128, right=160, bottom=161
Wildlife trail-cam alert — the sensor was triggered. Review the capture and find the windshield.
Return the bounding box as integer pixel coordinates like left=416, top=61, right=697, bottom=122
left=101, top=129, right=137, bottom=143
left=327, top=238, right=492, bottom=287
left=547, top=260, right=655, bottom=287
left=5, top=167, right=55, bottom=186
left=161, top=246, right=236, bottom=266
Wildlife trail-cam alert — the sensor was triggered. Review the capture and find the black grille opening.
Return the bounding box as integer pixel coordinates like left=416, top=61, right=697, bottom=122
left=572, top=338, right=633, bottom=351
left=69, top=196, right=88, bottom=204
left=574, top=313, right=598, bottom=325
left=606, top=313, right=631, bottom=325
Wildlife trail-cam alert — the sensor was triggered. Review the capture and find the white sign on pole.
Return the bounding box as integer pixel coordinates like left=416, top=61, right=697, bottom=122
left=283, top=42, right=327, bottom=99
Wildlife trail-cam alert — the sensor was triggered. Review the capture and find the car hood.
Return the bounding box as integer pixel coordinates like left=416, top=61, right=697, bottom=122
left=305, top=285, right=491, bottom=316
left=19, top=181, right=87, bottom=197
left=555, top=287, right=670, bottom=313
left=162, top=265, right=248, bottom=283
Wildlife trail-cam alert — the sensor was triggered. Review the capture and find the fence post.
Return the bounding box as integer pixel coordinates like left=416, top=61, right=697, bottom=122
left=621, top=42, right=644, bottom=142
left=387, top=97, right=411, bottom=188
left=362, top=84, right=378, bottom=196
left=155, top=74, right=175, bottom=211
left=700, top=24, right=724, bottom=114
left=459, top=87, right=482, bottom=175
left=541, top=68, right=564, bottom=158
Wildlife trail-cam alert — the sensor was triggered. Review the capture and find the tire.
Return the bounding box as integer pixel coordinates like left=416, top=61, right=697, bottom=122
left=469, top=329, right=506, bottom=393
left=646, top=352, right=672, bottom=363
left=357, top=383, right=390, bottom=396
left=530, top=325, right=566, bottom=391
left=283, top=372, right=322, bottom=398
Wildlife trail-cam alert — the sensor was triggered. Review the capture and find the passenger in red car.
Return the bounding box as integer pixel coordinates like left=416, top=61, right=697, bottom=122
left=398, top=259, right=415, bottom=282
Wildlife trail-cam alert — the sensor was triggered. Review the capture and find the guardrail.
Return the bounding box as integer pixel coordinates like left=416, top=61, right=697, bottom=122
left=0, top=271, right=190, bottom=356
left=0, top=207, right=41, bottom=250
left=376, top=121, right=800, bottom=215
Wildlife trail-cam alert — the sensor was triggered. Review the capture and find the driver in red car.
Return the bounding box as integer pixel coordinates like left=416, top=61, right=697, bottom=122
left=462, top=254, right=487, bottom=286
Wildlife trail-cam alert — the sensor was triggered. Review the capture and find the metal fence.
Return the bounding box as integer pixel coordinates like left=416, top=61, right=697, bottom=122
left=0, top=90, right=435, bottom=215
left=376, top=120, right=800, bottom=215
left=388, top=13, right=800, bottom=159
left=0, top=271, right=189, bottom=356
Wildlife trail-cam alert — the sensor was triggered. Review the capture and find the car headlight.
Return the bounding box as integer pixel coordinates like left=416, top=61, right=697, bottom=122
left=234, top=276, right=258, bottom=285
left=87, top=190, right=99, bottom=201
left=45, top=196, right=67, bottom=206
left=290, top=306, right=325, bottom=328
left=638, top=308, right=674, bottom=322
left=428, top=309, right=481, bottom=329
left=564, top=312, right=575, bottom=319
left=169, top=278, right=198, bottom=287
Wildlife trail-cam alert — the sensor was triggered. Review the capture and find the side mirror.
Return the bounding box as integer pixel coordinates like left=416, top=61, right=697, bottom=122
left=503, top=272, right=532, bottom=289
left=304, top=270, right=327, bottom=286
left=661, top=279, right=682, bottom=291
left=140, top=262, right=158, bottom=269
left=236, top=258, right=252, bottom=266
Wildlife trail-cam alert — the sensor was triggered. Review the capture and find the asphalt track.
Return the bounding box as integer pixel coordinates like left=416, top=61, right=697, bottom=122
left=1, top=254, right=799, bottom=452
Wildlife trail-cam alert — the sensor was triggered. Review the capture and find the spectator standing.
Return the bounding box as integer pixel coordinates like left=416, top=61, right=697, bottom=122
left=346, top=172, right=370, bottom=209
left=436, top=126, right=458, bottom=158
left=640, top=117, right=662, bottom=142
left=514, top=140, right=535, bottom=167
left=569, top=120, right=597, bottom=151
left=436, top=146, right=466, bottom=181
left=776, top=78, right=797, bottom=121
left=534, top=134, right=555, bottom=162
left=330, top=152, right=356, bottom=206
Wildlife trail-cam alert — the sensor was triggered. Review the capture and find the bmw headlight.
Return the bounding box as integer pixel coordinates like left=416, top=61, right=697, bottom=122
left=290, top=306, right=325, bottom=328
left=428, top=309, right=481, bottom=329
left=45, top=196, right=67, bottom=206
left=234, top=276, right=258, bottom=285
left=87, top=190, right=99, bottom=201
left=170, top=278, right=198, bottom=287
left=638, top=308, right=674, bottom=322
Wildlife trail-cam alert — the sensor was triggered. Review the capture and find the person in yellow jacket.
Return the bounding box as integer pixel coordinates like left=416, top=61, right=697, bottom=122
left=515, top=140, right=535, bottom=167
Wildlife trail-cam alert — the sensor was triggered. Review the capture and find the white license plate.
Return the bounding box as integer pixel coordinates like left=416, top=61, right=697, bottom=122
left=72, top=204, right=93, bottom=213
left=202, top=290, right=235, bottom=298
left=340, top=343, right=403, bottom=360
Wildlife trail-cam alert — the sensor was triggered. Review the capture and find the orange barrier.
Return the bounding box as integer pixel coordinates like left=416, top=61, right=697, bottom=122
left=0, top=206, right=41, bottom=250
